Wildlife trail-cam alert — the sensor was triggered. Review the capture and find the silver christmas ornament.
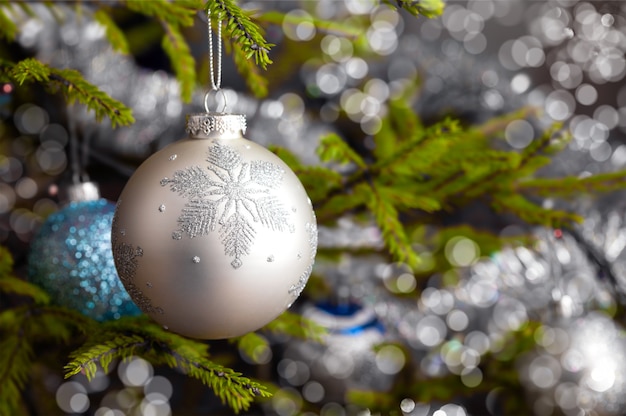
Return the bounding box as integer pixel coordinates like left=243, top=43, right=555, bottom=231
left=111, top=112, right=317, bottom=339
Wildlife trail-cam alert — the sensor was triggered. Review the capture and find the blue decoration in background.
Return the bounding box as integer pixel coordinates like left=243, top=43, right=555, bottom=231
left=28, top=199, right=141, bottom=321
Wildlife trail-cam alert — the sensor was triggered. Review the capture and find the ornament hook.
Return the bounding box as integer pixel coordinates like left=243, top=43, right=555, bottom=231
left=205, top=8, right=227, bottom=113
left=204, top=88, right=228, bottom=113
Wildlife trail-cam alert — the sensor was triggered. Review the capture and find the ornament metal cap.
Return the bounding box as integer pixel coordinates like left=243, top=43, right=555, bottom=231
left=185, top=113, right=247, bottom=140
left=62, top=181, right=101, bottom=204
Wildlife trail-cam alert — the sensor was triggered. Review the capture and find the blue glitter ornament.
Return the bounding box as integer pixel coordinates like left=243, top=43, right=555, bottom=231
left=28, top=197, right=141, bottom=321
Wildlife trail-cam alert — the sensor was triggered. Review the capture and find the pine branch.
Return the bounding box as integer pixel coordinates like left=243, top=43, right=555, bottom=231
left=207, top=0, right=274, bottom=69
left=317, top=132, right=367, bottom=169
left=0, top=4, right=17, bottom=41
left=0, top=334, right=32, bottom=416
left=94, top=9, right=130, bottom=54
left=373, top=118, right=462, bottom=175
left=64, top=333, right=148, bottom=378
left=161, top=20, right=196, bottom=102
left=65, top=317, right=271, bottom=413
left=376, top=183, right=441, bottom=212
left=232, top=332, right=269, bottom=362
left=123, top=0, right=197, bottom=27
left=0, top=276, right=50, bottom=305
left=385, top=0, right=445, bottom=18
left=373, top=94, right=423, bottom=160
left=228, top=38, right=269, bottom=98
left=0, top=247, right=50, bottom=304
left=262, top=310, right=327, bottom=342
left=268, top=146, right=344, bottom=202
left=515, top=170, right=626, bottom=198
left=257, top=10, right=363, bottom=38
left=0, top=301, right=96, bottom=415
left=4, top=58, right=134, bottom=126
left=0, top=245, right=15, bottom=278
left=366, top=182, right=421, bottom=268
left=49, top=67, right=135, bottom=126
left=315, top=191, right=369, bottom=223
left=491, top=193, right=583, bottom=228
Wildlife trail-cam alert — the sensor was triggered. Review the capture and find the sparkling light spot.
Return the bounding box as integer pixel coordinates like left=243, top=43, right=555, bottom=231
left=505, top=119, right=534, bottom=149
left=119, top=356, right=153, bottom=387
left=576, top=84, right=598, bottom=106
left=445, top=236, right=480, bottom=267
left=375, top=344, right=406, bottom=375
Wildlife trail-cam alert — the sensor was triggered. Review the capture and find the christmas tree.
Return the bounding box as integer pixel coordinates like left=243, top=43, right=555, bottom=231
left=2, top=0, right=626, bottom=415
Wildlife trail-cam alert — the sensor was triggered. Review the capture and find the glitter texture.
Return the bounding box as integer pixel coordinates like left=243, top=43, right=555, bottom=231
left=164, top=142, right=291, bottom=269
left=112, top=203, right=162, bottom=316
left=185, top=113, right=247, bottom=137
left=289, top=220, right=318, bottom=297
left=28, top=199, right=141, bottom=321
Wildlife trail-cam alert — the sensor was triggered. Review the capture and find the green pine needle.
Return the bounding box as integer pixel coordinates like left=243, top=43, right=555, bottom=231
left=124, top=0, right=197, bottom=27
left=161, top=21, right=197, bottom=103
left=207, top=0, right=274, bottom=69
left=258, top=10, right=363, bottom=38
left=232, top=332, right=270, bottom=362
left=4, top=58, right=134, bottom=127
left=0, top=245, right=15, bottom=278
left=386, top=0, right=446, bottom=18
left=366, top=183, right=421, bottom=268
left=229, top=39, right=269, bottom=98
left=94, top=9, right=130, bottom=54
left=0, top=276, right=50, bottom=305
left=65, top=317, right=271, bottom=413
left=0, top=335, right=33, bottom=415
left=263, top=311, right=327, bottom=342
left=49, top=67, right=135, bottom=127
left=318, top=133, right=367, bottom=169
left=0, top=5, right=17, bottom=41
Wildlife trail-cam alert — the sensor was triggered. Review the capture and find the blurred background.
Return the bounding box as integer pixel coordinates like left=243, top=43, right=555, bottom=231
left=2, top=0, right=626, bottom=415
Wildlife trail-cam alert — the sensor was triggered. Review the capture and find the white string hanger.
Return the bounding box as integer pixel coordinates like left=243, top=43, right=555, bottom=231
left=204, top=8, right=228, bottom=113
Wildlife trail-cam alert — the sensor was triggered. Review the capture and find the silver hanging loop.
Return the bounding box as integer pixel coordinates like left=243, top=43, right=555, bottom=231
left=204, top=88, right=228, bottom=114
left=204, top=8, right=227, bottom=113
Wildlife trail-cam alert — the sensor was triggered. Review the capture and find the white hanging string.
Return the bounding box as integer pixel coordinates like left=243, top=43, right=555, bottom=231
left=204, top=8, right=227, bottom=113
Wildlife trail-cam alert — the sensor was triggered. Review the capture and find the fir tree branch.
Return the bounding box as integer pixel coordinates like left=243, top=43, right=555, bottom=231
left=4, top=58, right=134, bottom=127
left=228, top=37, right=268, bottom=98
left=49, top=68, right=135, bottom=126
left=315, top=191, right=369, bottom=223
left=207, top=0, right=274, bottom=69
left=0, top=333, right=32, bottom=416
left=491, top=193, right=582, bottom=228
left=257, top=11, right=363, bottom=38
left=477, top=106, right=539, bottom=137
left=0, top=276, right=50, bottom=305
left=65, top=317, right=271, bottom=413
left=123, top=0, right=197, bottom=27
left=384, top=0, right=446, bottom=18
left=0, top=4, right=17, bottom=41
left=515, top=170, right=626, bottom=198
left=94, top=9, right=130, bottom=54
left=373, top=94, right=423, bottom=160
left=263, top=310, right=327, bottom=342
left=161, top=20, right=196, bottom=102
left=0, top=245, right=15, bottom=278
left=232, top=332, right=270, bottom=362
left=64, top=333, right=148, bottom=378
left=318, top=132, right=367, bottom=169
left=366, top=182, right=421, bottom=268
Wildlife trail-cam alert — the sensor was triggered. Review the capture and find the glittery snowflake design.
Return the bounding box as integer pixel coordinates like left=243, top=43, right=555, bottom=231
left=289, top=221, right=318, bottom=297
left=164, top=143, right=291, bottom=269
left=112, top=204, right=162, bottom=314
